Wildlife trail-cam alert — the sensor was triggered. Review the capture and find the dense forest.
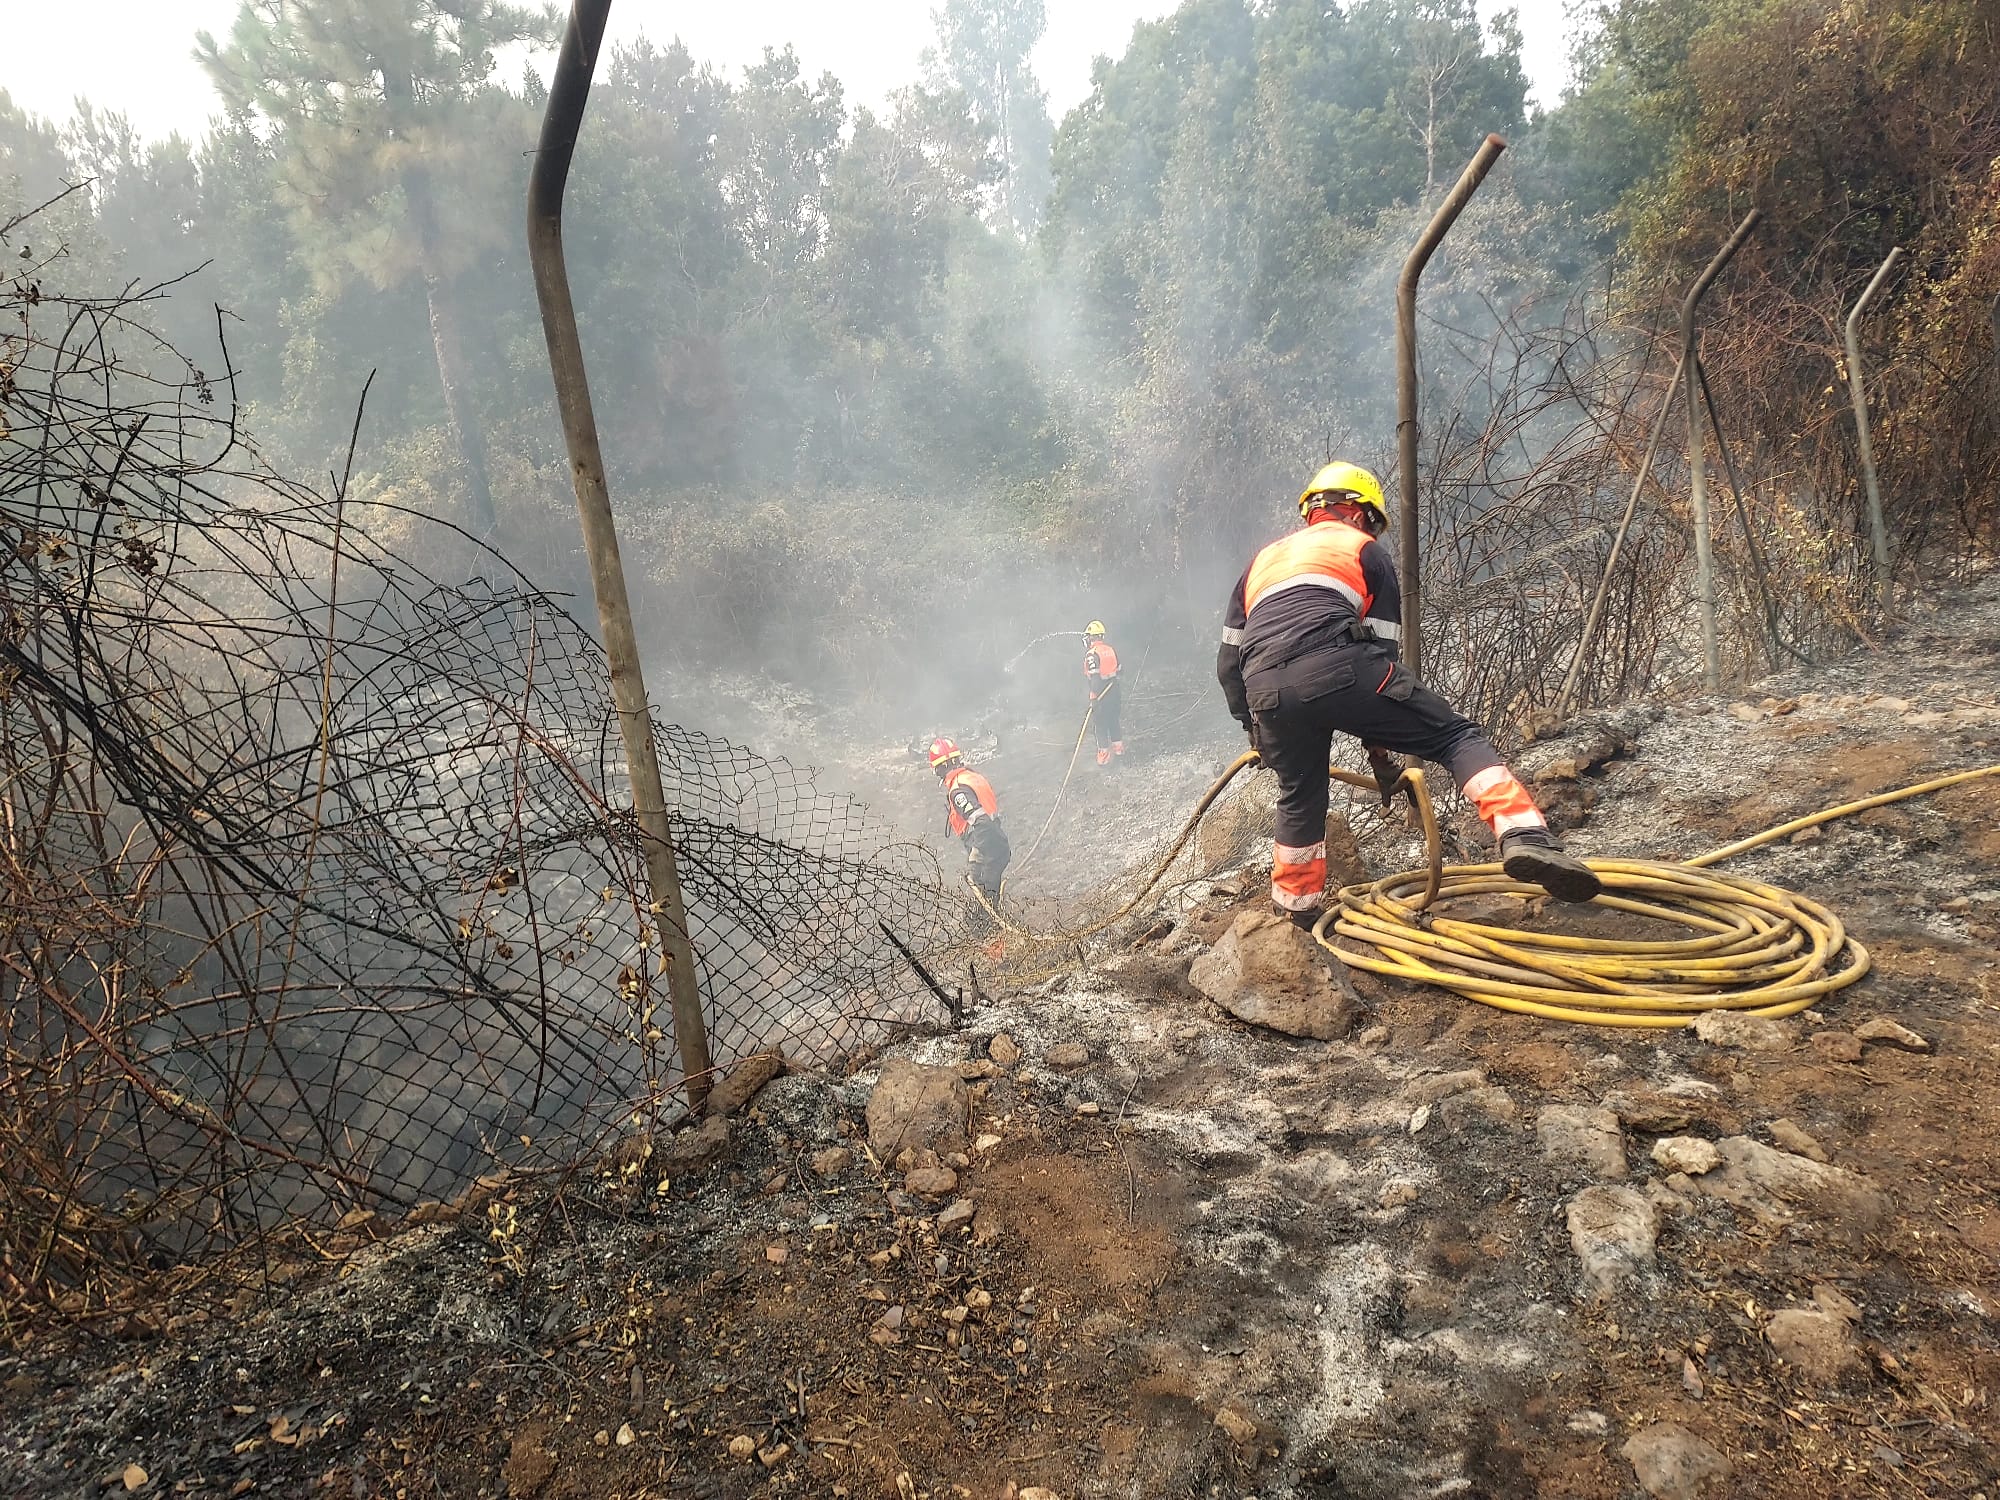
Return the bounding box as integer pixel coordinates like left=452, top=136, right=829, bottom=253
left=3, top=0, right=1996, bottom=724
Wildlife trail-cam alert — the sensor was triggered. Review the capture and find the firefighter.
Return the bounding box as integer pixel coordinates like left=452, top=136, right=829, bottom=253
left=929, top=737, right=1011, bottom=905
left=1084, top=620, right=1125, bottom=765
left=1216, top=460, right=1601, bottom=927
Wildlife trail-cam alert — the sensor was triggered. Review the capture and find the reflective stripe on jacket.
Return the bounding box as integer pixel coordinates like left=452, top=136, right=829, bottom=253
left=1216, top=515, right=1403, bottom=726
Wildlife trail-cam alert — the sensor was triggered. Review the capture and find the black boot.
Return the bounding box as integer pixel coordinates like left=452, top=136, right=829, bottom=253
left=1280, top=905, right=1323, bottom=933
left=1499, top=828, right=1602, bottom=904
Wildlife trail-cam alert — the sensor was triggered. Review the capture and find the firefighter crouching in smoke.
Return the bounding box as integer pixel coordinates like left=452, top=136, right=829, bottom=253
left=930, top=736, right=1012, bottom=918
left=1217, top=461, right=1602, bottom=927
left=1084, top=620, right=1125, bottom=765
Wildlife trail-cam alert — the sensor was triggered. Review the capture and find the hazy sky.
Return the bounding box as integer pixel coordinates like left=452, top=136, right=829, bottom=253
left=5, top=0, right=1577, bottom=147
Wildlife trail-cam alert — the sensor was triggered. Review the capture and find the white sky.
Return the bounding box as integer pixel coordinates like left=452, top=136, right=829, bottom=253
left=3, top=0, right=1577, bottom=147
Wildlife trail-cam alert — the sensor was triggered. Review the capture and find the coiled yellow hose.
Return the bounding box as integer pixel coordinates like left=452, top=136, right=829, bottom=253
left=964, top=742, right=1994, bottom=1028
left=1317, top=763, right=2000, bottom=1027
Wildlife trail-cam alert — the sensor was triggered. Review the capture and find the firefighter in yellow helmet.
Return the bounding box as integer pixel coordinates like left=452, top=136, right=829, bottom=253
left=1083, top=620, right=1125, bottom=765
left=1216, top=461, right=1600, bottom=926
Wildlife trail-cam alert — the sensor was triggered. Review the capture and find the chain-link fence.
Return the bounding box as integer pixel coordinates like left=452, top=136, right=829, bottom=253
left=0, top=239, right=971, bottom=1327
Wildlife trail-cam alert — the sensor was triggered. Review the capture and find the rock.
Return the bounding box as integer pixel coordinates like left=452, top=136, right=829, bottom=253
left=1695, top=1136, right=1889, bottom=1228
left=1601, top=1090, right=1693, bottom=1134
left=1766, top=1308, right=1864, bottom=1383
left=1212, top=1403, right=1258, bottom=1445
left=866, top=1058, right=971, bottom=1161
left=1408, top=1068, right=1487, bottom=1105
left=1567, top=1409, right=1609, bottom=1438
left=1790, top=826, right=1823, bottom=845
left=1809, top=1030, right=1864, bottom=1063
left=1019, top=1490, right=1060, bottom=1500
left=1727, top=701, right=1765, bottom=722
left=958, top=1059, right=1000, bottom=1080
left=659, top=1115, right=730, bottom=1176
left=1358, top=1025, right=1390, bottom=1047
left=1566, top=1184, right=1657, bottom=1295
left=765, top=1243, right=788, bottom=1265
left=121, top=1467, right=148, bottom=1493
left=1437, top=1085, right=1520, bottom=1130
left=1378, top=1178, right=1420, bottom=1209
left=937, top=1198, right=977, bottom=1232
left=974, top=1132, right=1002, bottom=1152
left=615, top=1423, right=635, bottom=1446
left=988, top=1033, right=1023, bottom=1068
left=1538, top=1105, right=1628, bottom=1179
left=1692, top=1010, right=1794, bottom=1051
left=810, top=1146, right=854, bottom=1179
left=1651, top=1137, right=1721, bottom=1176
left=904, top=1166, right=959, bottom=1197
left=1767, top=1118, right=1829, bottom=1163
left=1621, top=1422, right=1732, bottom=1499
left=1855, top=1016, right=1930, bottom=1052
left=1812, top=1284, right=1862, bottom=1323
left=1044, top=1042, right=1091, bottom=1070
left=727, top=1435, right=756, bottom=1460
left=1188, top=910, right=1363, bottom=1040
left=704, top=1052, right=783, bottom=1117
left=1076, top=1100, right=1101, bottom=1116
left=757, top=1443, right=791, bottom=1468
left=972, top=1206, right=1002, bottom=1246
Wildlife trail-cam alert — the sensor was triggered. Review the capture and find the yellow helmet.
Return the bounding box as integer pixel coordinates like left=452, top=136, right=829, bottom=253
left=1084, top=620, right=1106, bottom=638
left=1298, top=461, right=1388, bottom=529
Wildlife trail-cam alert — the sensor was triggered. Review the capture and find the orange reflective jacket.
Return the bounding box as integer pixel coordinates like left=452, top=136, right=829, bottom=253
left=1243, top=517, right=1374, bottom=619
left=944, top=766, right=999, bottom=839
left=1085, top=640, right=1119, bottom=695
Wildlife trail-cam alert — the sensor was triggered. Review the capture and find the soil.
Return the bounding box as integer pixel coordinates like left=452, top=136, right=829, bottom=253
left=5, top=571, right=2000, bottom=1498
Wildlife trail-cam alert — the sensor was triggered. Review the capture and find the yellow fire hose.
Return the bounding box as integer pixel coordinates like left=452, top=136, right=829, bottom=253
left=966, top=750, right=2000, bottom=1029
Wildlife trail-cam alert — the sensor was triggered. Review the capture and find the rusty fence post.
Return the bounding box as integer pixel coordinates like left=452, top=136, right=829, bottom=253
left=527, top=0, right=713, bottom=1107
left=1844, top=246, right=1904, bottom=616
left=1395, top=132, right=1507, bottom=680
left=1679, top=208, right=1761, bottom=692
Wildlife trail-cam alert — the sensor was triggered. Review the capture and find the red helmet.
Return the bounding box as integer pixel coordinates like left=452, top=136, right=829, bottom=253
left=927, top=737, right=963, bottom=772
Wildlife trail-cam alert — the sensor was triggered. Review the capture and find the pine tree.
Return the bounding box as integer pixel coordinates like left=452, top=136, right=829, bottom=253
left=197, top=0, right=556, bottom=537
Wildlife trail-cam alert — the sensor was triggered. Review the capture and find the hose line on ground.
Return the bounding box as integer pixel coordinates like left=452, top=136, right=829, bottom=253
left=965, top=748, right=2000, bottom=1028
left=969, top=755, right=1440, bottom=945
left=1314, top=762, right=2000, bottom=1027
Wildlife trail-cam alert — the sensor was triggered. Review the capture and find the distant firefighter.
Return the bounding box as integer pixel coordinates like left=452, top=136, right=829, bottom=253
left=1084, top=620, right=1125, bottom=765
left=929, top=736, right=1011, bottom=906
left=1217, top=461, right=1601, bottom=926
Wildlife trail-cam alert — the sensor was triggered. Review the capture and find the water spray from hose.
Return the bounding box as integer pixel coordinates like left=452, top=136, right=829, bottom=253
left=1002, top=631, right=1088, bottom=674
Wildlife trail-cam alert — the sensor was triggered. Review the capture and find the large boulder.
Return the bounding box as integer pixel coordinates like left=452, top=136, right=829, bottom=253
left=1765, top=1308, right=1865, bottom=1385
left=1695, top=1136, right=1889, bottom=1229
left=865, top=1058, right=971, bottom=1162
left=704, top=1052, right=783, bottom=1118
left=1566, top=1184, right=1657, bottom=1296
left=1621, top=1423, right=1731, bottom=1500
left=1538, top=1104, right=1629, bottom=1179
left=1189, top=910, right=1363, bottom=1041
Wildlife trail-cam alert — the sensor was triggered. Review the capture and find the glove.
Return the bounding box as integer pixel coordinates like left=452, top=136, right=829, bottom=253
left=1365, top=744, right=1400, bottom=808
left=1242, top=720, right=1260, bottom=756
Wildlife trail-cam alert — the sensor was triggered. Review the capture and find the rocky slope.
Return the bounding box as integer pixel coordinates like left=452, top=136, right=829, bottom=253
left=4, top=572, right=1998, bottom=1499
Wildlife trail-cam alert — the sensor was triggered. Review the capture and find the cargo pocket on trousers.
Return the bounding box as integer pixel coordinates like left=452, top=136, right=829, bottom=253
left=1248, top=687, right=1282, bottom=713
left=1376, top=663, right=1417, bottom=701
left=1296, top=661, right=1356, bottom=702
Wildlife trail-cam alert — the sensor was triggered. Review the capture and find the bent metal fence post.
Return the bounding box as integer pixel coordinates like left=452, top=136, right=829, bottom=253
left=528, top=0, right=712, bottom=1107
left=1843, top=245, right=1905, bottom=616
left=1396, top=132, right=1506, bottom=679
left=1679, top=208, right=1761, bottom=692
